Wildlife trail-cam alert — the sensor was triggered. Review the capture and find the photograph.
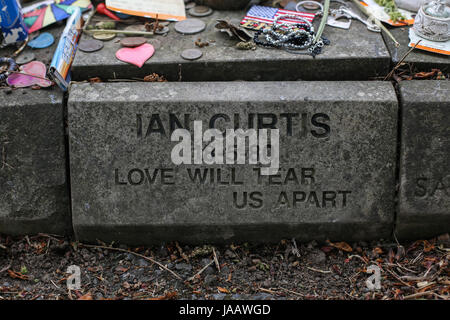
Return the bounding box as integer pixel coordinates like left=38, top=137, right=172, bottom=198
left=0, top=0, right=448, bottom=313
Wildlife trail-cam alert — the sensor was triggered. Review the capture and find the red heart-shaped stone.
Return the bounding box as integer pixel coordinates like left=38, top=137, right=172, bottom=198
left=115, top=43, right=155, bottom=68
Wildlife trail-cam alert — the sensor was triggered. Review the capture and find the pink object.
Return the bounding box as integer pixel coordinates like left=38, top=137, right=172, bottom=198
left=7, top=61, right=52, bottom=88
left=115, top=43, right=155, bottom=68
left=96, top=3, right=120, bottom=21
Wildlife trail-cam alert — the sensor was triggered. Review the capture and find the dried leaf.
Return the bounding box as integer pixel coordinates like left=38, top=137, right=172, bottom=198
left=148, top=291, right=177, bottom=300
left=327, top=240, right=352, bottom=253
left=218, top=287, right=230, bottom=294
left=373, top=247, right=383, bottom=255
left=423, top=240, right=435, bottom=252
left=7, top=269, right=29, bottom=280
left=78, top=293, right=93, bottom=300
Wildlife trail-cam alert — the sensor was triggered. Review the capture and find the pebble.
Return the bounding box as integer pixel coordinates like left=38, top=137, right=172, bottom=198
left=137, top=258, right=150, bottom=267
left=310, top=250, right=326, bottom=264
left=204, top=274, right=216, bottom=286
left=175, top=262, right=192, bottom=271
left=212, top=293, right=226, bottom=300
left=15, top=52, right=35, bottom=65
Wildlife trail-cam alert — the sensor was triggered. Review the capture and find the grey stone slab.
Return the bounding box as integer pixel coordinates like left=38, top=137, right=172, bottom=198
left=397, top=81, right=450, bottom=239
left=72, top=4, right=390, bottom=81
left=383, top=27, right=450, bottom=72
left=0, top=88, right=71, bottom=236
left=68, top=81, right=398, bottom=244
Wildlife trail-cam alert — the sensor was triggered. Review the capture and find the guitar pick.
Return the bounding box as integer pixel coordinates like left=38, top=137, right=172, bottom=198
left=115, top=43, right=155, bottom=68
left=7, top=61, right=52, bottom=88
left=28, top=33, right=54, bottom=49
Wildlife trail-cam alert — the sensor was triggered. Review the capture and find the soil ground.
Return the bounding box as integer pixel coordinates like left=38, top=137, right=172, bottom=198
left=0, top=233, right=448, bottom=300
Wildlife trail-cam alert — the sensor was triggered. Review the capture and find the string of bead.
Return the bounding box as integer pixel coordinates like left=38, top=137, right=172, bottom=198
left=253, top=14, right=330, bottom=56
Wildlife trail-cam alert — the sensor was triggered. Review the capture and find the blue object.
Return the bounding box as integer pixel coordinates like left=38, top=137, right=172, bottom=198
left=28, top=32, right=55, bottom=49
left=0, top=0, right=28, bottom=46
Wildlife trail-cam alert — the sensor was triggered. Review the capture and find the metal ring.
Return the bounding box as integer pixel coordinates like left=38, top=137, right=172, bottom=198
left=0, top=57, right=17, bottom=82
left=296, top=1, right=324, bottom=13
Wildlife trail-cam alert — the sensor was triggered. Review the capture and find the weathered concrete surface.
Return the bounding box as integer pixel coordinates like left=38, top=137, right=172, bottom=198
left=0, top=88, right=71, bottom=235
left=72, top=4, right=390, bottom=81
left=0, top=22, right=64, bottom=66
left=68, top=81, right=398, bottom=244
left=397, top=81, right=450, bottom=239
left=383, top=27, right=450, bottom=72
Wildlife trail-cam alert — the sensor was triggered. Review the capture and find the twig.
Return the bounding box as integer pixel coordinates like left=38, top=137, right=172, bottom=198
left=79, top=243, right=182, bottom=280
left=306, top=266, right=331, bottom=273
left=212, top=247, right=221, bottom=273
left=259, top=288, right=279, bottom=295
left=291, top=238, right=301, bottom=258
left=0, top=243, right=6, bottom=250
left=85, top=29, right=154, bottom=36
left=12, top=37, right=29, bottom=57
left=187, top=260, right=214, bottom=281
left=279, top=287, right=305, bottom=297
left=404, top=290, right=436, bottom=300
left=7, top=70, right=54, bottom=84
left=0, top=263, right=11, bottom=273
left=348, top=254, right=369, bottom=264
left=175, top=241, right=189, bottom=263
left=385, top=268, right=412, bottom=287
left=384, top=41, right=421, bottom=81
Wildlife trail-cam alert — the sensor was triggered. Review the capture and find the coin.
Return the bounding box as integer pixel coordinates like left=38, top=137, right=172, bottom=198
left=93, top=32, right=116, bottom=41
left=120, top=37, right=147, bottom=47
left=155, top=26, right=170, bottom=35
left=175, top=19, right=206, bottom=35
left=189, top=6, right=213, bottom=17
left=181, top=48, right=203, bottom=60
left=15, top=52, right=35, bottom=65
left=78, top=39, right=104, bottom=52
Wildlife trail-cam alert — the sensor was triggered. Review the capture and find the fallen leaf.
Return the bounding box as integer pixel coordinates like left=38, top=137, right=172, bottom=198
left=218, top=287, right=230, bottom=294
left=327, top=240, right=352, bottom=253
left=148, top=291, right=177, bottom=300
left=7, top=269, right=30, bottom=280
left=78, top=293, right=93, bottom=300
left=373, top=247, right=383, bottom=255
left=423, top=240, right=435, bottom=252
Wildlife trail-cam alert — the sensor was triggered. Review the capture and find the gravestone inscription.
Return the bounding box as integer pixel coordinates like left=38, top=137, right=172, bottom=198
left=68, top=81, right=398, bottom=244
left=397, top=81, right=450, bottom=239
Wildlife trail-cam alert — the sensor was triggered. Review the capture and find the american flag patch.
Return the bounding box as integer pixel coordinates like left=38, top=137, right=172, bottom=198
left=241, top=5, right=316, bottom=31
